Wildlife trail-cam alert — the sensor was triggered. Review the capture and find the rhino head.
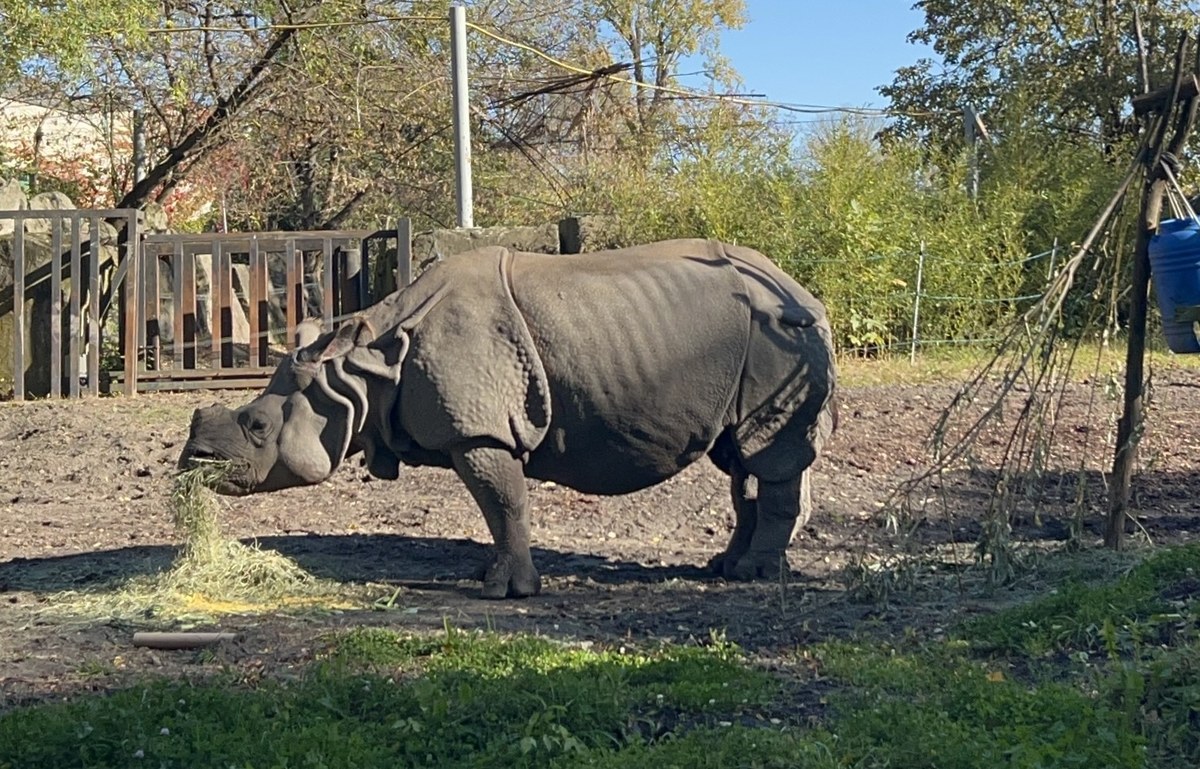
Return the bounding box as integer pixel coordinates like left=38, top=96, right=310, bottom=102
left=178, top=317, right=406, bottom=495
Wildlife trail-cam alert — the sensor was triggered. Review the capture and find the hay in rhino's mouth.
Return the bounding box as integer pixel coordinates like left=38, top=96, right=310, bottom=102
left=180, top=451, right=256, bottom=495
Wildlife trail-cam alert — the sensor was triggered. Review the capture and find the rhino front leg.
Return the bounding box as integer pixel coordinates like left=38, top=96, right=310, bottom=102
left=451, top=444, right=541, bottom=599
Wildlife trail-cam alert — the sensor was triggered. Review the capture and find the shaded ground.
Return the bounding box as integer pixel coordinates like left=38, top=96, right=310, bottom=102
left=2, top=364, right=1199, bottom=707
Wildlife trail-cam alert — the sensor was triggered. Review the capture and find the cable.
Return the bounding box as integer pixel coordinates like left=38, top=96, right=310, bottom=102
left=144, top=14, right=950, bottom=119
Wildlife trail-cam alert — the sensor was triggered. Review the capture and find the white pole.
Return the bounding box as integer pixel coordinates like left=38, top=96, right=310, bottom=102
left=910, top=241, right=926, bottom=363
left=450, top=5, right=474, bottom=229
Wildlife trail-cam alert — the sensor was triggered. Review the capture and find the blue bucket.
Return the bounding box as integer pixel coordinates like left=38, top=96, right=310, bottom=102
left=1149, top=217, right=1200, bottom=353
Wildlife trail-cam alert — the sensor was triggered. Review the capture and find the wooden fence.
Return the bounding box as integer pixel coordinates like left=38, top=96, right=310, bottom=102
left=2, top=212, right=412, bottom=399
left=1, top=208, right=142, bottom=399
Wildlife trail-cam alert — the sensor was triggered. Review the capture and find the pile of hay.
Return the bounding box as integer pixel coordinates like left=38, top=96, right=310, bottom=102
left=46, top=461, right=371, bottom=620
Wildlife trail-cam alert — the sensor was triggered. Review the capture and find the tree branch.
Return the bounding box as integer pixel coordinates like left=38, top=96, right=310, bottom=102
left=114, top=24, right=297, bottom=211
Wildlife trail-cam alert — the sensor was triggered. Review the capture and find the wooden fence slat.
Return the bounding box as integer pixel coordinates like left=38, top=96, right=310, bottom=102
left=68, top=216, right=82, bottom=398
left=87, top=217, right=100, bottom=396
left=250, top=238, right=269, bottom=366
left=172, top=241, right=183, bottom=369
left=12, top=217, right=25, bottom=400
left=145, top=248, right=161, bottom=371
left=209, top=246, right=220, bottom=367
left=286, top=238, right=300, bottom=345
left=50, top=218, right=62, bottom=397
left=322, top=237, right=334, bottom=330
left=218, top=243, right=233, bottom=368
left=181, top=247, right=196, bottom=370
left=397, top=218, right=413, bottom=288
left=122, top=213, right=141, bottom=396
left=340, top=245, right=364, bottom=316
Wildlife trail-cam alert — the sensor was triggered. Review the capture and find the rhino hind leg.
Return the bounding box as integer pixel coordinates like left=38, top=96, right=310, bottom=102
left=450, top=443, right=541, bottom=599
left=723, top=473, right=804, bottom=580
left=707, top=462, right=758, bottom=577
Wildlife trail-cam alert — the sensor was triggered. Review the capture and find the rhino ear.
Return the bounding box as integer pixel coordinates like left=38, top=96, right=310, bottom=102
left=319, top=317, right=375, bottom=362
left=295, top=319, right=322, bottom=349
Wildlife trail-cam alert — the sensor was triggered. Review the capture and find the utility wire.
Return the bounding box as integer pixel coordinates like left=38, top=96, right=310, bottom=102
left=144, top=15, right=950, bottom=119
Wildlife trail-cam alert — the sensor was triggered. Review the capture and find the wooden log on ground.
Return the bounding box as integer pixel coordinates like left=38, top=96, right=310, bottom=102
left=132, top=631, right=237, bottom=650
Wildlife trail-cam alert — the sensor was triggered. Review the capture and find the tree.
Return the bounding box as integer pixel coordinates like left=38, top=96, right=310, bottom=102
left=880, top=0, right=1200, bottom=154
left=0, top=0, right=153, bottom=86
left=587, top=0, right=746, bottom=138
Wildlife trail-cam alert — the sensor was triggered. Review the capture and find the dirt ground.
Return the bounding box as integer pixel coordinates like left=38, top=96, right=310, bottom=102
left=2, top=364, right=1199, bottom=707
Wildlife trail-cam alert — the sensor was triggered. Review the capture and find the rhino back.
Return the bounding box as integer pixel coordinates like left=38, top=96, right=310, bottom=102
left=508, top=243, right=751, bottom=493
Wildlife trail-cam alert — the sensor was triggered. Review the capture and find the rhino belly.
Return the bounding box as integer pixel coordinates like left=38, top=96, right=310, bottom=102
left=514, top=254, right=751, bottom=495
left=524, top=410, right=721, bottom=495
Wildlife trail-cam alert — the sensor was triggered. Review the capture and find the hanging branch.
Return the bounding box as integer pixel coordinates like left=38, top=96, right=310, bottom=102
left=878, top=31, right=1200, bottom=579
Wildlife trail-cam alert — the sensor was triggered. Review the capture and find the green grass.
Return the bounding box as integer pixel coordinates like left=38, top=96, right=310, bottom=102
left=3, top=545, right=1199, bottom=769
left=817, top=642, right=1148, bottom=768
left=962, top=542, right=1200, bottom=656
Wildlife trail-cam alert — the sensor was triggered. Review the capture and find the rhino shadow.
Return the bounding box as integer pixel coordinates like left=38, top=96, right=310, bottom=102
left=0, top=534, right=718, bottom=595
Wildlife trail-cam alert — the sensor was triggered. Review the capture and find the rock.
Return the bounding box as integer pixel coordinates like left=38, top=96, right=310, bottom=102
left=411, top=224, right=560, bottom=274
left=23, top=191, right=75, bottom=235
left=193, top=250, right=250, bottom=345
left=78, top=218, right=119, bottom=245
left=28, top=190, right=74, bottom=210
left=0, top=180, right=29, bottom=237
left=142, top=202, right=169, bottom=233
left=558, top=215, right=627, bottom=254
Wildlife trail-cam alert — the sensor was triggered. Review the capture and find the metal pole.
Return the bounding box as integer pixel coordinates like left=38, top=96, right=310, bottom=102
left=132, top=109, right=147, bottom=184
left=964, top=104, right=979, bottom=201
left=450, top=5, right=474, bottom=229
left=910, top=241, right=926, bottom=363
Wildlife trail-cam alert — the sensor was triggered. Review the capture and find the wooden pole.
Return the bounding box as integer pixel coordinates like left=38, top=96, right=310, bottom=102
left=1107, top=36, right=1200, bottom=549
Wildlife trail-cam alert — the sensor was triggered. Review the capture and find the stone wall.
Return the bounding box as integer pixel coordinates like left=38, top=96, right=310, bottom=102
left=402, top=216, right=625, bottom=282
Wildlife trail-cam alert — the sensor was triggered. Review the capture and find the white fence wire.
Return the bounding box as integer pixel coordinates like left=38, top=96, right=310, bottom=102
left=803, top=243, right=1061, bottom=359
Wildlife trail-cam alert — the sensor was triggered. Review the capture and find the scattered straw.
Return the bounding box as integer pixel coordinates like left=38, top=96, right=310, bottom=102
left=41, top=461, right=379, bottom=621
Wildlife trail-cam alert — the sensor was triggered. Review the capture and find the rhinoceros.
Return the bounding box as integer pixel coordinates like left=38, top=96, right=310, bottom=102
left=178, top=239, right=837, bottom=598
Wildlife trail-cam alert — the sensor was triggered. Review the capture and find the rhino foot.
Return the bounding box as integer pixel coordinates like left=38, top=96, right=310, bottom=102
left=711, top=551, right=790, bottom=581
left=479, top=551, right=541, bottom=599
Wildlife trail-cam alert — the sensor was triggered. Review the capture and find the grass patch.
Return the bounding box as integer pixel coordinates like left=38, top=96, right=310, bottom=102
left=42, top=463, right=374, bottom=621
left=837, top=337, right=1200, bottom=388
left=0, top=631, right=804, bottom=769
left=2, top=620, right=1197, bottom=768
left=816, top=641, right=1147, bottom=768
left=962, top=542, right=1200, bottom=656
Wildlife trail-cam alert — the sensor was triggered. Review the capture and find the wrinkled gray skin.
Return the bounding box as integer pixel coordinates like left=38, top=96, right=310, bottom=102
left=179, top=239, right=837, bottom=599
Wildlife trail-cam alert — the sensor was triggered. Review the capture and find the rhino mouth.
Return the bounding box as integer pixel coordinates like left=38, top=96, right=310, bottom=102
left=178, top=447, right=257, bottom=496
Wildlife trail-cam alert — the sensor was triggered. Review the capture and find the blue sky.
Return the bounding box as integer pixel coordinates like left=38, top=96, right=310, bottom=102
left=683, top=1, right=935, bottom=112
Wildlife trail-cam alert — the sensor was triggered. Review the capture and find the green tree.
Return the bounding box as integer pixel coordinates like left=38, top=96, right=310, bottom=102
left=881, top=0, right=1199, bottom=154
left=0, top=0, right=153, bottom=84
left=587, top=0, right=747, bottom=137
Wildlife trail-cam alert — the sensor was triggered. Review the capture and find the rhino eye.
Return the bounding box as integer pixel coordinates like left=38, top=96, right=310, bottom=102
left=249, top=417, right=269, bottom=434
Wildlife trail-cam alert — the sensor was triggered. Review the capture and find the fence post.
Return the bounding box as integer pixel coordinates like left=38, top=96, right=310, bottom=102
left=396, top=217, right=413, bottom=288
left=910, top=241, right=926, bottom=363
left=50, top=217, right=62, bottom=397
left=1047, top=237, right=1059, bottom=284
left=12, top=216, right=25, bottom=400
left=123, top=212, right=141, bottom=395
